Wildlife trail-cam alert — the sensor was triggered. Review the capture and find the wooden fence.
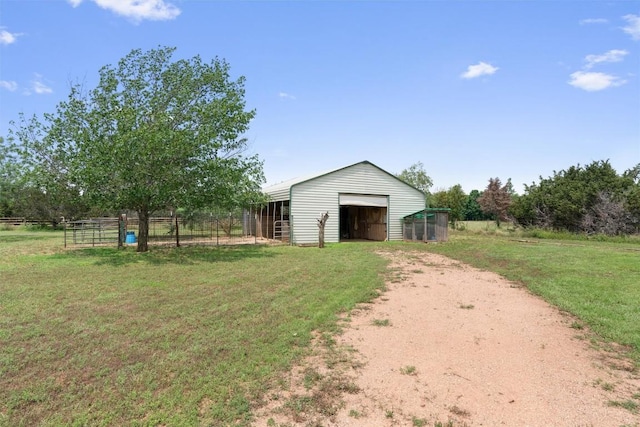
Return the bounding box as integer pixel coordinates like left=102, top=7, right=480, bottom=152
left=0, top=217, right=51, bottom=227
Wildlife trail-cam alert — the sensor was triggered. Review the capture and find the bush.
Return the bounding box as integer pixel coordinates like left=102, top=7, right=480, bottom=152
left=520, top=227, right=640, bottom=244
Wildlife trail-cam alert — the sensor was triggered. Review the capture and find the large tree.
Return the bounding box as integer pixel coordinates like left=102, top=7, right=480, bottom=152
left=446, top=184, right=467, bottom=227
left=478, top=177, right=513, bottom=227
left=463, top=189, right=488, bottom=221
left=8, top=113, right=93, bottom=225
left=396, top=162, right=433, bottom=205
left=429, top=185, right=466, bottom=227
left=10, top=46, right=263, bottom=251
left=0, top=137, right=21, bottom=217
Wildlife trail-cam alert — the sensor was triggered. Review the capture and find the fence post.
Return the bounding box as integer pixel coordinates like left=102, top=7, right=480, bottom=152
left=253, top=207, right=257, bottom=244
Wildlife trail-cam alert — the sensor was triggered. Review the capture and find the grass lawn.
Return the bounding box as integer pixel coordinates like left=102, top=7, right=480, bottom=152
left=1, top=227, right=638, bottom=425
left=0, top=230, right=387, bottom=426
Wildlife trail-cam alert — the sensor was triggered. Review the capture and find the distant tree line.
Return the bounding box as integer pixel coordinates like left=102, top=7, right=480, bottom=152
left=397, top=160, right=640, bottom=235
left=510, top=160, right=639, bottom=235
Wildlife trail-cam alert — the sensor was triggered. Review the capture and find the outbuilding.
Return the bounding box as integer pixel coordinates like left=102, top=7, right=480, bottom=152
left=402, top=208, right=450, bottom=243
left=259, top=160, right=425, bottom=245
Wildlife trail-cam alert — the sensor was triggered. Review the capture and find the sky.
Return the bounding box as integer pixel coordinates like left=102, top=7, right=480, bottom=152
left=1, top=0, right=639, bottom=194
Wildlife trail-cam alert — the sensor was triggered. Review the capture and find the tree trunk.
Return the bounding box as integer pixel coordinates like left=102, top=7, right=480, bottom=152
left=118, top=214, right=126, bottom=248
left=137, top=208, right=150, bottom=252
left=317, top=211, right=329, bottom=248
left=175, top=215, right=180, bottom=248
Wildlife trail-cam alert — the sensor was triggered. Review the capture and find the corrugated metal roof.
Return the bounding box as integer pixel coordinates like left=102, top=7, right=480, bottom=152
left=263, top=160, right=422, bottom=201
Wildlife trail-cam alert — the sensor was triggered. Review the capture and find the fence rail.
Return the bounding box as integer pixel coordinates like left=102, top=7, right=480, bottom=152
left=64, top=209, right=267, bottom=248
left=0, top=217, right=51, bottom=227
left=66, top=219, right=120, bottom=246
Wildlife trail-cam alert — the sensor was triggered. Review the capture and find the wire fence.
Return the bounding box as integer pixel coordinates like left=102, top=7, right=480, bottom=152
left=64, top=208, right=268, bottom=248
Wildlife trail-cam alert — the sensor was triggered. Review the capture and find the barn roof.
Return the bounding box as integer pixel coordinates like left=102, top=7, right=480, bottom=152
left=263, top=160, right=422, bottom=201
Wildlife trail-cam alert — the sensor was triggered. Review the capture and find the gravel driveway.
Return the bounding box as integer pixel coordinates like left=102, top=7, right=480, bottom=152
left=255, top=251, right=640, bottom=426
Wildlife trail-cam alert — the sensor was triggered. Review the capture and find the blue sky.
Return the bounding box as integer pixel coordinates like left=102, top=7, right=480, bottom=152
left=1, top=0, right=639, bottom=193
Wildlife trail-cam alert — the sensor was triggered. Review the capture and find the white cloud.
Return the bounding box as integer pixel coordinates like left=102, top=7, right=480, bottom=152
left=25, top=74, right=53, bottom=95
left=584, top=49, right=629, bottom=69
left=568, top=71, right=626, bottom=91
left=33, top=81, right=53, bottom=94
left=460, top=62, right=499, bottom=79
left=0, top=80, right=18, bottom=91
left=0, top=29, right=21, bottom=45
left=580, top=18, right=608, bottom=25
left=622, top=14, right=640, bottom=40
left=278, top=92, right=296, bottom=100
left=68, top=0, right=181, bottom=22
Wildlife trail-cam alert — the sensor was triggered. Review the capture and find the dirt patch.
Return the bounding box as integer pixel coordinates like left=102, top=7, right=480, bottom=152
left=253, top=251, right=640, bottom=426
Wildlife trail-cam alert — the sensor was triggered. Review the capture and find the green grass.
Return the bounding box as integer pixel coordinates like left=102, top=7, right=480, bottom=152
left=400, top=365, right=417, bottom=376
left=348, top=409, right=362, bottom=418
left=372, top=318, right=391, bottom=327
left=0, top=230, right=387, bottom=426
left=412, top=416, right=428, bottom=426
left=2, top=227, right=640, bottom=425
left=607, top=399, right=639, bottom=414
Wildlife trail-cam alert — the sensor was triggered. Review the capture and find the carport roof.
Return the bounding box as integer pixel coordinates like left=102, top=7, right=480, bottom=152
left=262, top=165, right=342, bottom=196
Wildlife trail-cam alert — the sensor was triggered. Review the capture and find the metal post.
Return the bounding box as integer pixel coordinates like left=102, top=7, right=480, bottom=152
left=423, top=214, right=426, bottom=242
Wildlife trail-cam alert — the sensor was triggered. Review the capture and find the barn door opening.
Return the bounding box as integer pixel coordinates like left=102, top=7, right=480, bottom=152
left=339, top=194, right=388, bottom=242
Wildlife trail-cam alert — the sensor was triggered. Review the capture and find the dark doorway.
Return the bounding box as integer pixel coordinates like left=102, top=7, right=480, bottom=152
left=339, top=205, right=387, bottom=241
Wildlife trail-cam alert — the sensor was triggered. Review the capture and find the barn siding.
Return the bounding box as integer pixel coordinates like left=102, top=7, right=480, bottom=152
left=289, top=162, right=424, bottom=244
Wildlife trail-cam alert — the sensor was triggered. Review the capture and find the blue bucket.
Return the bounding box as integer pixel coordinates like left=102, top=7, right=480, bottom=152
left=125, top=231, right=136, bottom=244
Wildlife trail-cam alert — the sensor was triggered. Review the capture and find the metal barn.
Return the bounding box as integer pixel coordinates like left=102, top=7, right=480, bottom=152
left=402, top=209, right=450, bottom=242
left=259, top=161, right=425, bottom=245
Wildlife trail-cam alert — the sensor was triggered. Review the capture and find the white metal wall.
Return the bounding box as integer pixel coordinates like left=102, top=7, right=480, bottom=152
left=289, top=162, right=425, bottom=244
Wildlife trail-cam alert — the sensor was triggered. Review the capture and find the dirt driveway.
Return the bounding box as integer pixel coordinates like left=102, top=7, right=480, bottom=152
left=254, top=251, right=640, bottom=426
